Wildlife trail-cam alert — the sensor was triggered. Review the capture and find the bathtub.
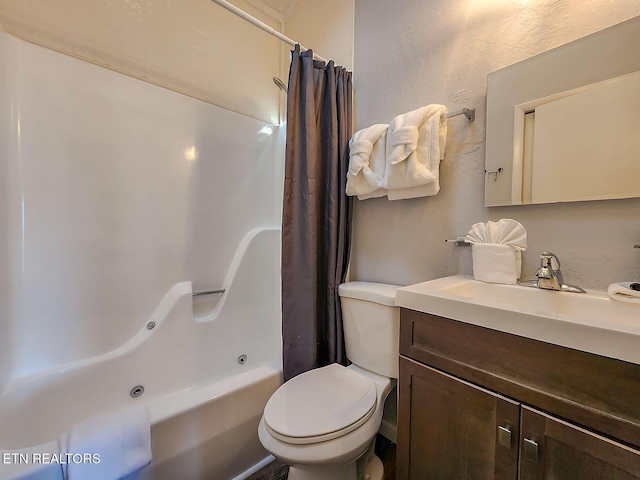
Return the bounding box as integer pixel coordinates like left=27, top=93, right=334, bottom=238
left=0, top=228, right=283, bottom=480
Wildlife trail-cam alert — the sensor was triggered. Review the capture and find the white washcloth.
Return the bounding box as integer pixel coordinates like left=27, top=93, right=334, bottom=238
left=64, top=405, right=151, bottom=480
left=465, top=219, right=527, bottom=284
left=382, top=104, right=448, bottom=198
left=346, top=124, right=388, bottom=198
left=607, top=282, right=640, bottom=304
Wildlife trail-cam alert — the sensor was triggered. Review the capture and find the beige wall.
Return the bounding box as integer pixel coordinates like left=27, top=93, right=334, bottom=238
left=286, top=0, right=354, bottom=70
left=0, top=0, right=283, bottom=124
left=352, top=0, right=640, bottom=290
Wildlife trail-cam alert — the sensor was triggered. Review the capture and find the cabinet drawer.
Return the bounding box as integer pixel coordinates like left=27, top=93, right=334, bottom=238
left=400, top=308, right=640, bottom=449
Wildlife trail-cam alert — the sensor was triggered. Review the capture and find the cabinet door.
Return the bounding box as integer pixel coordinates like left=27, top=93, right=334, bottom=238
left=398, top=357, right=520, bottom=480
left=520, top=406, right=640, bottom=480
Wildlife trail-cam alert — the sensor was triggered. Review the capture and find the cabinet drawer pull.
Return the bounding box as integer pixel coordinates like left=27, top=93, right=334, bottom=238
left=498, top=426, right=512, bottom=449
left=523, top=438, right=539, bottom=463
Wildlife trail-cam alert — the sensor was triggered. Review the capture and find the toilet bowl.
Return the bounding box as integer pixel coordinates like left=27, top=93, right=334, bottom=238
left=258, top=282, right=400, bottom=480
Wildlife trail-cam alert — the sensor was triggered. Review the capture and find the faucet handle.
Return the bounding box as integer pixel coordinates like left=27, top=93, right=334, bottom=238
left=540, top=251, right=561, bottom=270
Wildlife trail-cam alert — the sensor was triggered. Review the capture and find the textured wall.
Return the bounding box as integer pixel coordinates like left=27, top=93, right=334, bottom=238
left=352, top=0, right=640, bottom=290
left=0, top=0, right=282, bottom=124
left=286, top=0, right=354, bottom=70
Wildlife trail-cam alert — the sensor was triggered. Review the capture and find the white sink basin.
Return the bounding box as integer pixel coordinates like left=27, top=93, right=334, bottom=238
left=395, top=275, right=640, bottom=365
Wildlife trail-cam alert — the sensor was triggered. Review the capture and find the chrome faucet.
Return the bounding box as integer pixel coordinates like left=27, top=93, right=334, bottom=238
left=536, top=252, right=563, bottom=290
left=520, top=252, right=586, bottom=293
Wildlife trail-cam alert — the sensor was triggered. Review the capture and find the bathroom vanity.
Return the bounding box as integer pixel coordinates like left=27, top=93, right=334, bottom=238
left=395, top=276, right=640, bottom=479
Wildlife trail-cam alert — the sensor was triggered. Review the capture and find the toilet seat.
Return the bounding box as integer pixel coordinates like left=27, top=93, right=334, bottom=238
left=263, top=364, right=377, bottom=445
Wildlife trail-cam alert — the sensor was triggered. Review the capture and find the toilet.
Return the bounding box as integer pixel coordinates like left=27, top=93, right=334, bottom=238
left=258, top=282, right=400, bottom=480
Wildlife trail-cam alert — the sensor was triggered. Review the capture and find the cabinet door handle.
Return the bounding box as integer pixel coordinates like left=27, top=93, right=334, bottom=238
left=497, top=426, right=512, bottom=449
left=523, top=438, right=539, bottom=463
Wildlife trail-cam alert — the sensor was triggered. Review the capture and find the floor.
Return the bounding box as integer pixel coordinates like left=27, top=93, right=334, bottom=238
left=248, top=434, right=396, bottom=480
left=246, top=459, right=289, bottom=480
left=375, top=435, right=397, bottom=480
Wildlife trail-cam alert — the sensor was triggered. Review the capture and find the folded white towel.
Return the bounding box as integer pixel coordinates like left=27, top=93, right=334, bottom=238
left=607, top=282, right=640, bottom=304
left=346, top=124, right=388, bottom=197
left=387, top=182, right=438, bottom=201
left=382, top=105, right=447, bottom=196
left=465, top=219, right=527, bottom=284
left=471, top=244, right=521, bottom=285
left=65, top=405, right=151, bottom=480
left=357, top=188, right=388, bottom=200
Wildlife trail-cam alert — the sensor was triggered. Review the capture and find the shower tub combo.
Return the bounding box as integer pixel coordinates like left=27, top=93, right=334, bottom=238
left=0, top=228, right=283, bottom=480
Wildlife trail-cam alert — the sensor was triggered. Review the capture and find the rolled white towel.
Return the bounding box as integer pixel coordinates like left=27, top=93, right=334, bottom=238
left=607, top=282, right=640, bottom=304
left=346, top=124, right=388, bottom=197
left=471, top=244, right=521, bottom=285
left=382, top=104, right=447, bottom=196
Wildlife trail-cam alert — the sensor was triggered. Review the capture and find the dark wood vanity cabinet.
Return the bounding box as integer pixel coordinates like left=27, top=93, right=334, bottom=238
left=397, top=308, right=640, bottom=480
left=399, top=357, right=520, bottom=479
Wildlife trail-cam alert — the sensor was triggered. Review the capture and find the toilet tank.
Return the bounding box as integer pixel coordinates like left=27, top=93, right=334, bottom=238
left=338, top=282, right=400, bottom=378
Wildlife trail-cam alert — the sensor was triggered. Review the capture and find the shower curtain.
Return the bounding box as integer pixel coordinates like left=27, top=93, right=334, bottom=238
left=281, top=45, right=353, bottom=382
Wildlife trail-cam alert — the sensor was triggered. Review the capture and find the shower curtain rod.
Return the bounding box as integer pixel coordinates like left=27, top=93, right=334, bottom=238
left=209, top=0, right=327, bottom=62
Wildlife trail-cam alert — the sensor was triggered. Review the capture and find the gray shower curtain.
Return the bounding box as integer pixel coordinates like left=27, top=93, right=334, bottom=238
left=281, top=45, right=353, bottom=382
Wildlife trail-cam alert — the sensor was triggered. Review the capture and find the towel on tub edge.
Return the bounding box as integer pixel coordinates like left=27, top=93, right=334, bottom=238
left=62, top=405, right=151, bottom=480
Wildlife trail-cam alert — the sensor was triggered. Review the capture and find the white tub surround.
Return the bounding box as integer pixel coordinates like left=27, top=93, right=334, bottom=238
left=0, top=26, right=284, bottom=379
left=0, top=25, right=284, bottom=480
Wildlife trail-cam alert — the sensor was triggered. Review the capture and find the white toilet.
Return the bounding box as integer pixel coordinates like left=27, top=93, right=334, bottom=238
left=258, top=282, right=400, bottom=480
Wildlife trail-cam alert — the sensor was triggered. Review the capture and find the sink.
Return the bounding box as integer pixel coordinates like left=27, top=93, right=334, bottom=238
left=395, top=275, right=640, bottom=365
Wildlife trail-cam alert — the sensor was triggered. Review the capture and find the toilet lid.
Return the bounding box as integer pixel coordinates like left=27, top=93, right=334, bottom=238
left=263, top=364, right=377, bottom=444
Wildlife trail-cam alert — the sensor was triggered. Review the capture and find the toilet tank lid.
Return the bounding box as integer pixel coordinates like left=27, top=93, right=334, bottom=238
left=338, top=282, right=400, bottom=307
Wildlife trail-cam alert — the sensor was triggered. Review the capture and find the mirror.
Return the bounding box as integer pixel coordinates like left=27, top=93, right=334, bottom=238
left=485, top=15, right=640, bottom=207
